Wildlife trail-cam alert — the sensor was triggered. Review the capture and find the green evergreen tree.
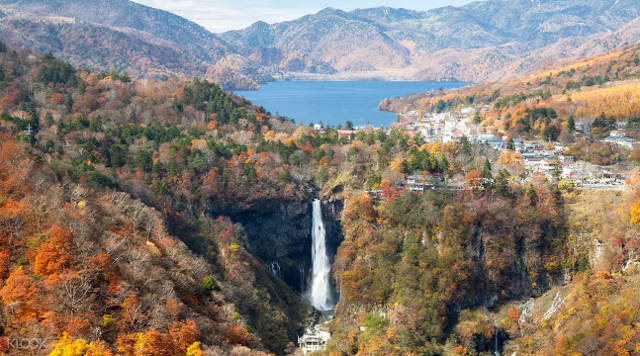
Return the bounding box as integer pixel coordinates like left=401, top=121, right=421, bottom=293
left=44, top=112, right=54, bottom=127
left=482, top=158, right=492, bottom=179
left=528, top=186, right=538, bottom=206
left=278, top=167, right=291, bottom=182
left=64, top=94, right=73, bottom=114
left=202, top=276, right=220, bottom=291
left=134, top=149, right=153, bottom=172
left=567, top=116, right=575, bottom=132
left=496, top=169, right=510, bottom=197
left=473, top=112, right=482, bottom=124
left=110, top=145, right=126, bottom=168
left=440, top=156, right=449, bottom=174
left=460, top=135, right=472, bottom=156
left=552, top=159, right=562, bottom=182
left=344, top=120, right=354, bottom=130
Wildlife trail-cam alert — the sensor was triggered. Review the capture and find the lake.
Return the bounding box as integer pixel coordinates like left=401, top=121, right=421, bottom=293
left=234, top=81, right=467, bottom=127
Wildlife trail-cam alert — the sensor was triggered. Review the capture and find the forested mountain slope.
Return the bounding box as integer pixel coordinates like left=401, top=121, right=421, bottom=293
left=330, top=38, right=640, bottom=355
left=0, top=0, right=271, bottom=89
left=0, top=41, right=569, bottom=355
left=0, top=43, right=312, bottom=355
left=2, top=27, right=640, bottom=354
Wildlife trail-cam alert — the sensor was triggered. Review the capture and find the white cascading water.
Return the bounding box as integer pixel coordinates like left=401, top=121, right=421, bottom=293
left=308, top=199, right=333, bottom=311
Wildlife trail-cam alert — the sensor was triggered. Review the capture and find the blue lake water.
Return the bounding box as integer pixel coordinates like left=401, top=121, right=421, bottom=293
left=235, top=81, right=468, bottom=127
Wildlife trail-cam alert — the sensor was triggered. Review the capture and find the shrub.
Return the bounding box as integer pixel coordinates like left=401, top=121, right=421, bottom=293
left=102, top=314, right=114, bottom=328
left=226, top=325, right=252, bottom=345
left=359, top=313, right=389, bottom=345
left=278, top=167, right=291, bottom=182
left=201, top=275, right=220, bottom=291
left=38, top=55, right=76, bottom=85
left=229, top=243, right=240, bottom=253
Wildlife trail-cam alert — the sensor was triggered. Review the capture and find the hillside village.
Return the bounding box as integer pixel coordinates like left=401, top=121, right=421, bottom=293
left=400, top=107, right=629, bottom=189
left=392, top=107, right=640, bottom=189
left=343, top=106, right=632, bottom=193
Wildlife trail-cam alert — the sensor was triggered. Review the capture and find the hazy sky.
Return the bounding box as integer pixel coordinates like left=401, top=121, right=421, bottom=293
left=133, top=0, right=472, bottom=33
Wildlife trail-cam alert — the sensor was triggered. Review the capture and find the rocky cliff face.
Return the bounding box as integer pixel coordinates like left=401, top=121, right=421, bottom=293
left=228, top=201, right=312, bottom=293
left=209, top=199, right=344, bottom=296
left=321, top=199, right=344, bottom=272
left=321, top=199, right=344, bottom=305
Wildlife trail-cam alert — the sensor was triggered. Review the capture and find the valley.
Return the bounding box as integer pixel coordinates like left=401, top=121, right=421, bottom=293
left=1, top=42, right=639, bottom=354
left=1, top=0, right=640, bottom=355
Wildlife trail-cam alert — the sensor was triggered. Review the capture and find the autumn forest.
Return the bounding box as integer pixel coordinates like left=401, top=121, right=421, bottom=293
left=2, top=4, right=640, bottom=355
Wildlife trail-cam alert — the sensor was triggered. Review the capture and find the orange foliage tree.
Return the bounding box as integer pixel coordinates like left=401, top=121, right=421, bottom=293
left=465, top=169, right=484, bottom=190
left=49, top=332, right=114, bottom=356
left=0, top=266, right=39, bottom=322
left=629, top=199, right=640, bottom=226
left=0, top=135, right=31, bottom=196
left=33, top=224, right=73, bottom=276
left=226, top=325, right=252, bottom=346
left=0, top=249, right=9, bottom=279
left=116, top=319, right=200, bottom=355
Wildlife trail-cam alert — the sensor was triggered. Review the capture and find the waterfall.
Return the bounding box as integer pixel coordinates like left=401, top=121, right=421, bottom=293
left=270, top=261, right=281, bottom=277
left=307, top=199, right=334, bottom=311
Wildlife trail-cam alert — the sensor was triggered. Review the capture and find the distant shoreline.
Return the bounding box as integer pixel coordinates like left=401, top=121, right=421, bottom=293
left=230, top=71, right=467, bottom=91
left=276, top=71, right=463, bottom=83
left=237, top=77, right=468, bottom=90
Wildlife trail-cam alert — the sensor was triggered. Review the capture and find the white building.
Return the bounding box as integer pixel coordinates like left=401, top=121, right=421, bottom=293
left=524, top=158, right=554, bottom=173
left=299, top=328, right=331, bottom=355
left=404, top=107, right=489, bottom=143
left=460, top=107, right=477, bottom=116
left=604, top=135, right=638, bottom=149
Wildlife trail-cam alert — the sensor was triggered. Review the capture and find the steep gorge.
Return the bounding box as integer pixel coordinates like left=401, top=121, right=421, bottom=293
left=207, top=199, right=343, bottom=301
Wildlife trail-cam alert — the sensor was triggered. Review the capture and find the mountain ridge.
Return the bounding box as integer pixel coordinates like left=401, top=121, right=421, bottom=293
left=221, top=0, right=640, bottom=82
left=0, top=0, right=273, bottom=88
left=2, top=0, right=640, bottom=87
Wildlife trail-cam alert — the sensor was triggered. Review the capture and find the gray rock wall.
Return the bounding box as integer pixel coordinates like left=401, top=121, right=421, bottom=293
left=211, top=199, right=343, bottom=295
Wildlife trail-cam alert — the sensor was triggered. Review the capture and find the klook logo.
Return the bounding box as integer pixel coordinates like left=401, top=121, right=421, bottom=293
left=0, top=336, right=48, bottom=351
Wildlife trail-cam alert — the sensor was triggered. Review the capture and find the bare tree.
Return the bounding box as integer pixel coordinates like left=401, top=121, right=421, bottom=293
left=0, top=211, right=24, bottom=245
left=61, top=272, right=94, bottom=314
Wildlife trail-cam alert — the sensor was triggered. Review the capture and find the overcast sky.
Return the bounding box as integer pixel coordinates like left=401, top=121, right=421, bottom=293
left=133, top=0, right=472, bottom=33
